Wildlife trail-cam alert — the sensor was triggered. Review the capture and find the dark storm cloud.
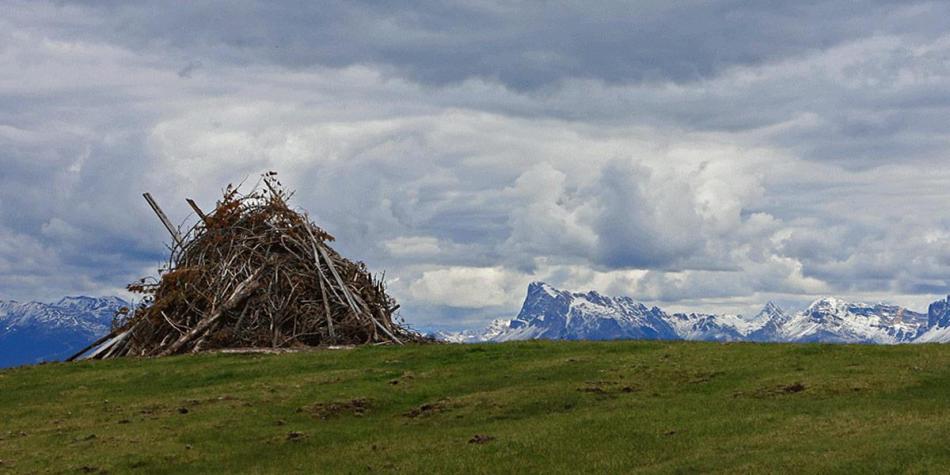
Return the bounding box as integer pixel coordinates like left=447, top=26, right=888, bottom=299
left=37, top=0, right=950, bottom=88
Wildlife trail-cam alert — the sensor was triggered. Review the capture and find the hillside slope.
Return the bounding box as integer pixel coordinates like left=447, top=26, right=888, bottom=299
left=3, top=341, right=950, bottom=473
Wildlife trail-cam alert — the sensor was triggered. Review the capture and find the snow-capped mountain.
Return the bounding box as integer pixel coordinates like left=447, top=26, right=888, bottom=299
left=927, top=296, right=950, bottom=328
left=914, top=296, right=950, bottom=343
left=746, top=302, right=793, bottom=342
left=434, top=319, right=510, bottom=343
left=664, top=312, right=743, bottom=342
left=665, top=308, right=794, bottom=342
left=0, top=296, right=128, bottom=368
left=492, top=282, right=679, bottom=341
left=663, top=302, right=794, bottom=342
left=778, top=297, right=928, bottom=344
left=444, top=282, right=781, bottom=343
left=442, top=282, right=948, bottom=345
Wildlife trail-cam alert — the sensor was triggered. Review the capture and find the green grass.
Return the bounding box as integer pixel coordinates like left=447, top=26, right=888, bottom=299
left=2, top=340, right=950, bottom=473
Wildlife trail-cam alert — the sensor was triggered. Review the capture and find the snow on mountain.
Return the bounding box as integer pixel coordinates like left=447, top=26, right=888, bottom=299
left=492, top=282, right=679, bottom=341
left=778, top=297, right=927, bottom=344
left=915, top=296, right=950, bottom=343
left=915, top=325, right=950, bottom=343
left=433, top=319, right=510, bottom=343
left=0, top=296, right=128, bottom=367
left=665, top=313, right=743, bottom=342
left=435, top=283, right=946, bottom=345
left=746, top=301, right=793, bottom=342
left=1, top=297, right=125, bottom=335
left=487, top=282, right=797, bottom=342
left=667, top=302, right=791, bottom=342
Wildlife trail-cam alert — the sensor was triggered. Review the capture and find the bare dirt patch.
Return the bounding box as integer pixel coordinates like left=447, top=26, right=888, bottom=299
left=468, top=435, right=495, bottom=444
left=782, top=382, right=806, bottom=393
left=404, top=401, right=447, bottom=418
left=738, top=382, right=808, bottom=399
left=578, top=385, right=609, bottom=395
left=302, top=398, right=371, bottom=419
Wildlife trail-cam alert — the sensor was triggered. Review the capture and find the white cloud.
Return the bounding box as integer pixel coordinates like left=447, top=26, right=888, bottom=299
left=408, top=266, right=527, bottom=309
left=383, top=236, right=443, bottom=257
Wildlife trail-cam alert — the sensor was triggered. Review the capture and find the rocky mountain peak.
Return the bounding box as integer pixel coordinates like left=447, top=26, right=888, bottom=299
left=440, top=284, right=946, bottom=345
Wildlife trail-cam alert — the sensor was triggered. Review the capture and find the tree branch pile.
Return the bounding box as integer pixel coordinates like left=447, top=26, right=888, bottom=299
left=72, top=173, right=421, bottom=360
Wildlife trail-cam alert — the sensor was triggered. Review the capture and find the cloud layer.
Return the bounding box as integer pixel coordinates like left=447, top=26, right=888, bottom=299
left=3, top=1, right=950, bottom=330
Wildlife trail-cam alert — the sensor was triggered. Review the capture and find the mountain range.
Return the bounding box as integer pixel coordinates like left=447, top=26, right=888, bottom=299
left=0, top=296, right=128, bottom=368
left=436, top=282, right=950, bottom=345
left=5, top=284, right=950, bottom=369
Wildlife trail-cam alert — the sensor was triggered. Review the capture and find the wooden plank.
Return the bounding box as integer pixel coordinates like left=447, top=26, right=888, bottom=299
left=66, top=329, right=119, bottom=361
left=86, top=330, right=130, bottom=360
left=143, top=192, right=183, bottom=246
left=185, top=198, right=208, bottom=223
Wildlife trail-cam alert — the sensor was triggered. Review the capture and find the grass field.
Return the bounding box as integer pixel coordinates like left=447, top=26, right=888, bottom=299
left=2, top=340, right=950, bottom=473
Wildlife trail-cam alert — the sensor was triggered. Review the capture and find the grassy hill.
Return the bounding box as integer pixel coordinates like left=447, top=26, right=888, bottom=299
left=2, top=340, right=950, bottom=473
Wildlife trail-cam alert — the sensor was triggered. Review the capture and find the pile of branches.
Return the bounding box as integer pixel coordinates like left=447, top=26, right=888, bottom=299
left=72, top=173, right=420, bottom=360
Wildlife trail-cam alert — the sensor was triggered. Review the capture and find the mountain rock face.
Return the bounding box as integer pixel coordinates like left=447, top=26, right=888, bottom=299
left=915, top=296, right=950, bottom=343
left=495, top=282, right=678, bottom=341
left=446, top=283, right=947, bottom=345
left=0, top=297, right=128, bottom=367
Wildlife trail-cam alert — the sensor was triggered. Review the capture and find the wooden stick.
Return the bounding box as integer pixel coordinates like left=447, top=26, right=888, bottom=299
left=317, top=269, right=336, bottom=340
left=143, top=192, right=183, bottom=246
left=66, top=329, right=119, bottom=361
left=303, top=226, right=336, bottom=340
left=101, top=331, right=131, bottom=359
left=87, top=330, right=130, bottom=360
left=316, top=244, right=402, bottom=345
left=157, top=269, right=262, bottom=357
left=185, top=198, right=208, bottom=224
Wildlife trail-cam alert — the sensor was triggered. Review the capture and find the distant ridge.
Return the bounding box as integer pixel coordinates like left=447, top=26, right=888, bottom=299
left=435, top=282, right=947, bottom=344
left=0, top=296, right=128, bottom=367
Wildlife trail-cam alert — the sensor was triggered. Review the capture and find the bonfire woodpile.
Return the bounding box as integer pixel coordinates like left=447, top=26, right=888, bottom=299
left=70, top=172, right=420, bottom=360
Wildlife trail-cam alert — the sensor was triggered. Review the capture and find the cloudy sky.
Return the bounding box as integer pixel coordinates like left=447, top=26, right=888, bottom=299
left=3, top=1, right=950, bottom=330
